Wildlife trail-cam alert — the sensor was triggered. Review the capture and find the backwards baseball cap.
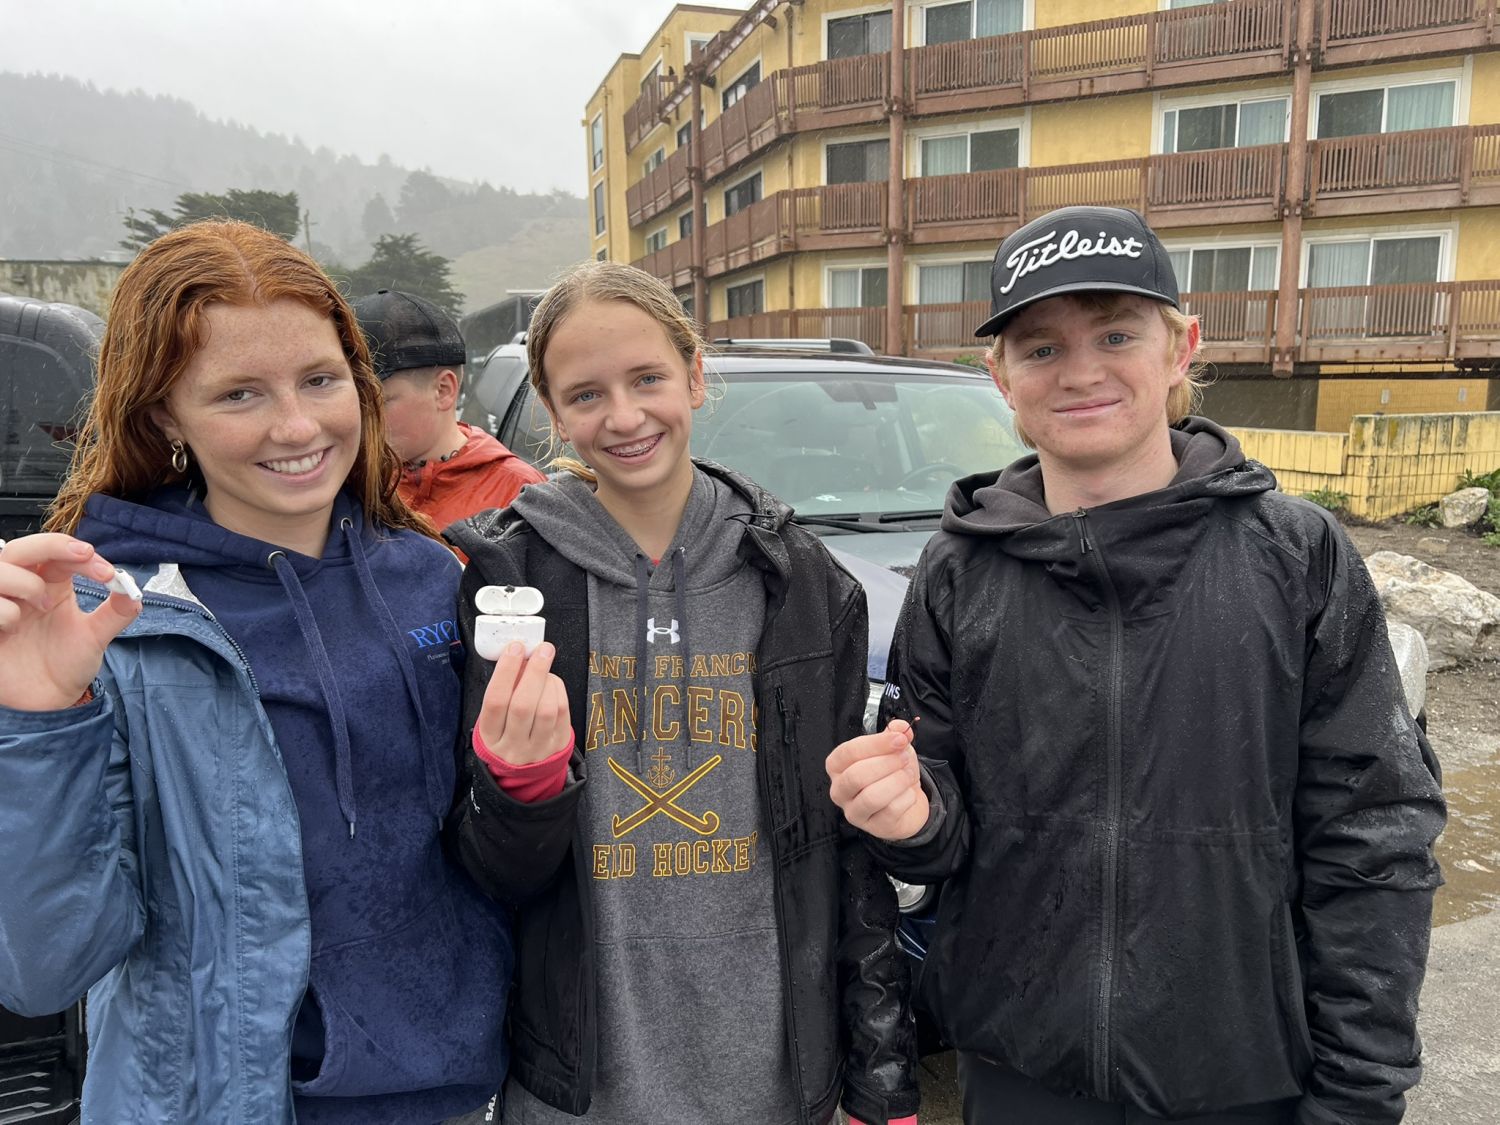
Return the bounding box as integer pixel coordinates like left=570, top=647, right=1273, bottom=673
left=350, top=289, right=466, bottom=378
left=973, top=205, right=1179, bottom=338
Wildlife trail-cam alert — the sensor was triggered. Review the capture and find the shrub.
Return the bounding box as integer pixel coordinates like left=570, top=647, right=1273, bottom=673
left=1403, top=503, right=1442, bottom=528
left=1301, top=488, right=1349, bottom=512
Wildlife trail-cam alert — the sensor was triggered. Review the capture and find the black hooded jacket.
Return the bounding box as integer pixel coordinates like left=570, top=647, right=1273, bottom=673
left=446, top=460, right=919, bottom=1125
left=866, top=419, right=1445, bottom=1123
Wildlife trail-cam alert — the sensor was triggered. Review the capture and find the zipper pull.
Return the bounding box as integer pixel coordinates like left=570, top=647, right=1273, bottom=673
left=1073, top=508, right=1093, bottom=555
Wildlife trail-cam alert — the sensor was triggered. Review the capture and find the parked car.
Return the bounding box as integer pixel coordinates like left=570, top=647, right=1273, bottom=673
left=0, top=294, right=98, bottom=1121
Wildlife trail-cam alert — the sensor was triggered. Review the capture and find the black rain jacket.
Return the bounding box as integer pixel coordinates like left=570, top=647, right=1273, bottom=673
left=866, top=419, right=1445, bottom=1124
left=446, top=460, right=919, bottom=1125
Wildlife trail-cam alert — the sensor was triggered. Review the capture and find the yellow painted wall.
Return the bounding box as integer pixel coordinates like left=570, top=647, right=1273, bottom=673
left=1456, top=208, right=1500, bottom=281
left=1315, top=381, right=1493, bottom=433
left=1029, top=95, right=1152, bottom=165
left=1233, top=412, right=1500, bottom=521
left=1472, top=54, right=1500, bottom=126
left=1033, top=0, right=1153, bottom=29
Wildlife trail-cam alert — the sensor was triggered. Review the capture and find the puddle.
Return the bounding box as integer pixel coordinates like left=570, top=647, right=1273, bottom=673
left=1434, top=757, right=1500, bottom=927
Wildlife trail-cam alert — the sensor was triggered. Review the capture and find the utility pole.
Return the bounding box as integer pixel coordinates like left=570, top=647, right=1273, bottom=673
left=302, top=208, right=315, bottom=256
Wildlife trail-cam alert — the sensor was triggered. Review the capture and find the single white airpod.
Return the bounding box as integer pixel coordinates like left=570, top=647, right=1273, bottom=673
left=105, top=568, right=142, bottom=601
left=473, top=585, right=546, bottom=660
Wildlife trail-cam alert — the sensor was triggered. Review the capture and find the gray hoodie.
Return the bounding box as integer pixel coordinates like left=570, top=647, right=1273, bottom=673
left=502, top=469, right=799, bottom=1125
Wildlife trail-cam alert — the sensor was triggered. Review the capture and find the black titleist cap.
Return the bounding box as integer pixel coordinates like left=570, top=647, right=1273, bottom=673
left=350, top=289, right=466, bottom=378
left=973, top=206, right=1179, bottom=338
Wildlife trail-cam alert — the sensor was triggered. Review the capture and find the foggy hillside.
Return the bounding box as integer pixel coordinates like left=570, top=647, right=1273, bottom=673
left=0, top=72, right=588, bottom=309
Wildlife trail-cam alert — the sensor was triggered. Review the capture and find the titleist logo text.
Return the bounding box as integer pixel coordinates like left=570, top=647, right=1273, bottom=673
left=998, top=229, right=1145, bottom=296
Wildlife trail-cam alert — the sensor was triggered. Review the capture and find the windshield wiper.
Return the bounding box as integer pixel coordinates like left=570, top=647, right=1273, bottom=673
left=879, top=509, right=943, bottom=523
left=790, top=513, right=933, bottom=533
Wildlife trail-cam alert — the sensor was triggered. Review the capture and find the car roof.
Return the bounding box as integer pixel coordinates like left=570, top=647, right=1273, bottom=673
left=704, top=348, right=989, bottom=380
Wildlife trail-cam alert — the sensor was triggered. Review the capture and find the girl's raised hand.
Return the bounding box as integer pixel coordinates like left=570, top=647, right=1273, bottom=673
left=475, top=641, right=572, bottom=767
left=825, top=719, right=930, bottom=841
left=0, top=534, right=142, bottom=712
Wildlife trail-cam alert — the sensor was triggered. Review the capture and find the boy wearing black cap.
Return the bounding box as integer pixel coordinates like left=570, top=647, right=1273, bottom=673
left=827, top=206, right=1445, bottom=1123
left=353, top=289, right=542, bottom=539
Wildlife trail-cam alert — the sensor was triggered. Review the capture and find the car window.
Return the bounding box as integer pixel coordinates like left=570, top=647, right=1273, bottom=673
left=694, top=368, right=1023, bottom=515
left=501, top=384, right=567, bottom=469
left=0, top=337, right=90, bottom=497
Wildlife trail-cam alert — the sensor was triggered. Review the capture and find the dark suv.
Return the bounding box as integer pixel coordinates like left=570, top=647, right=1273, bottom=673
left=0, top=294, right=98, bottom=1120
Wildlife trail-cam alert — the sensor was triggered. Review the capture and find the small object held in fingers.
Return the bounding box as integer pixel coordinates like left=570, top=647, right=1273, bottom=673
left=474, top=584, right=546, bottom=660
left=105, top=568, right=142, bottom=601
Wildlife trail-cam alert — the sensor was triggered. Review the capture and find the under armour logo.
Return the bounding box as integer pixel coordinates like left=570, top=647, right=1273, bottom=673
left=646, top=617, right=680, bottom=644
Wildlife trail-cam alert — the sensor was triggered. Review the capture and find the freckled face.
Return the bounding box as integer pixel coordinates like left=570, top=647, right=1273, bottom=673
left=152, top=298, right=361, bottom=548
left=996, top=294, right=1192, bottom=475
left=541, top=299, right=705, bottom=508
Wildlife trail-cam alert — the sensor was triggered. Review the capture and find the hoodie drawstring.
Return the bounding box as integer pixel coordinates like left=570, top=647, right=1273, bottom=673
left=670, top=547, right=689, bottom=771
left=633, top=552, right=652, bottom=775
left=268, top=550, right=359, bottom=838
left=343, top=520, right=451, bottom=829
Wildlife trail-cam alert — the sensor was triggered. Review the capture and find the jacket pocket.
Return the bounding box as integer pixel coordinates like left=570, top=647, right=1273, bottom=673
left=1272, top=901, right=1316, bottom=1080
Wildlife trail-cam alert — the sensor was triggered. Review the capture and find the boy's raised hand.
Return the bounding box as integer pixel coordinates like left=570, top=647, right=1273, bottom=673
left=475, top=641, right=572, bottom=766
left=0, top=534, right=142, bottom=712
left=826, top=719, right=930, bottom=841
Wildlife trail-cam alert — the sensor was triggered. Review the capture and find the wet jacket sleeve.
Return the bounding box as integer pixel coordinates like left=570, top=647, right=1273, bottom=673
left=1293, top=516, right=1446, bottom=1125
left=831, top=578, right=921, bottom=1124
left=861, top=549, right=972, bottom=883
left=449, top=542, right=583, bottom=908
left=0, top=688, right=145, bottom=1016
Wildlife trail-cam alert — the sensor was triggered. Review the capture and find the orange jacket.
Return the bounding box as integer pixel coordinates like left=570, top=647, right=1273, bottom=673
left=399, top=423, right=545, bottom=549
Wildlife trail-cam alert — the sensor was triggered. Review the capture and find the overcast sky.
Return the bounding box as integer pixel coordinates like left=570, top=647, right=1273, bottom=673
left=0, top=0, right=754, bottom=196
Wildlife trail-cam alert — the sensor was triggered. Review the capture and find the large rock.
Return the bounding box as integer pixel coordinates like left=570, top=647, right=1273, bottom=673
left=1439, top=486, right=1492, bottom=529
left=1364, top=551, right=1500, bottom=670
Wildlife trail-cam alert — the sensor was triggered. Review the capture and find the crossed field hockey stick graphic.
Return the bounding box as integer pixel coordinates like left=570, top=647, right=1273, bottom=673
left=609, top=754, right=724, bottom=838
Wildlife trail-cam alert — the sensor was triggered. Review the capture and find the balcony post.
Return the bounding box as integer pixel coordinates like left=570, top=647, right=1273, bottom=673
left=690, top=72, right=708, bottom=327
left=886, top=0, right=909, bottom=356
left=1272, top=0, right=1317, bottom=376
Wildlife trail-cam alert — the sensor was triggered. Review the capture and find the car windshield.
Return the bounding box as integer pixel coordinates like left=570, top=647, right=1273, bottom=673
left=693, top=366, right=1026, bottom=519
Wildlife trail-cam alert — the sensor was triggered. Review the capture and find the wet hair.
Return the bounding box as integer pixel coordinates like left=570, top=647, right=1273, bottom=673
left=525, top=260, right=704, bottom=483
left=988, top=293, right=1207, bottom=450
left=48, top=220, right=432, bottom=538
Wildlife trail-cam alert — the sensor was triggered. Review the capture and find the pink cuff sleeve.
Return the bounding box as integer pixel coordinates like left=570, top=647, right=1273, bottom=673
left=473, top=728, right=574, bottom=803
left=848, top=1117, right=917, bottom=1125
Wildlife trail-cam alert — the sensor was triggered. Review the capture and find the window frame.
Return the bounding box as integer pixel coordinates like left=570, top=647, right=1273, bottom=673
left=721, top=57, right=763, bottom=111
left=907, top=114, right=1027, bottom=176
left=590, top=114, right=605, bottom=171
left=825, top=262, right=891, bottom=308
left=1160, top=238, right=1282, bottom=292
left=911, top=0, right=1031, bottom=46
left=823, top=132, right=892, bottom=184
left=824, top=4, right=894, bottom=59
left=1154, top=89, right=1291, bottom=155
left=593, top=181, right=606, bottom=236
left=1307, top=67, right=1467, bottom=140
left=722, top=170, right=764, bottom=218
left=912, top=255, right=993, bottom=304
left=644, top=226, right=670, bottom=255
left=1298, top=225, right=1455, bottom=288
left=723, top=274, right=767, bottom=319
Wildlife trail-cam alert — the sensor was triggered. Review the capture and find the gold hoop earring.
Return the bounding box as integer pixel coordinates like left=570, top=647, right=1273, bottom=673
left=170, top=440, right=189, bottom=474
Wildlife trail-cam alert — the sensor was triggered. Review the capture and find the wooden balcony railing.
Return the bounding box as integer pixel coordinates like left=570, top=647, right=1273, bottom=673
left=699, top=285, right=1500, bottom=365
left=625, top=74, right=679, bottom=153
left=631, top=239, right=695, bottom=290
left=783, top=54, right=888, bottom=117
left=790, top=182, right=885, bottom=237
left=1308, top=124, right=1500, bottom=203
left=1321, top=0, right=1479, bottom=43
left=627, top=146, right=693, bottom=227
left=704, top=193, right=791, bottom=276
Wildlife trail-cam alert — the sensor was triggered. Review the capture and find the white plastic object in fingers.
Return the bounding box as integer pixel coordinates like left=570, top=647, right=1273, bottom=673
left=474, top=585, right=546, bottom=660
left=105, top=568, right=142, bottom=601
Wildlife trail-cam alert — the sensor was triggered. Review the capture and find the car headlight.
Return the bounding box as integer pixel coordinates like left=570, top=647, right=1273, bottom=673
left=864, top=680, right=883, bottom=733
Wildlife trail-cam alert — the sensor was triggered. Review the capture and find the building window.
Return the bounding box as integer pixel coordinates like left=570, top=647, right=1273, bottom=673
left=722, top=61, right=761, bottom=110
left=1163, top=97, right=1287, bottom=153
left=829, top=266, right=888, bottom=308
left=1167, top=245, right=1279, bottom=292
left=918, top=261, right=990, bottom=303
left=726, top=278, right=765, bottom=318
left=645, top=228, right=669, bottom=254
left=590, top=115, right=605, bottom=171
left=923, top=0, right=1023, bottom=45
left=828, top=10, right=892, bottom=58
left=677, top=121, right=692, bottom=149
left=643, top=148, right=665, bottom=176
left=686, top=35, right=711, bottom=66
left=827, top=139, right=890, bottom=184
left=1307, top=235, right=1442, bottom=288
left=677, top=289, right=696, bottom=319
left=596, top=249, right=608, bottom=262
left=593, top=182, right=606, bottom=235
left=1316, top=80, right=1456, bottom=138
left=640, top=61, right=661, bottom=95
left=919, top=127, right=1019, bottom=175
left=679, top=211, right=694, bottom=239
left=723, top=172, right=762, bottom=216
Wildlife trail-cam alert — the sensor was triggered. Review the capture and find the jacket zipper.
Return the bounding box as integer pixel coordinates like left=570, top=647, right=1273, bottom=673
left=768, top=681, right=810, bottom=1123
left=1077, top=510, right=1124, bottom=1101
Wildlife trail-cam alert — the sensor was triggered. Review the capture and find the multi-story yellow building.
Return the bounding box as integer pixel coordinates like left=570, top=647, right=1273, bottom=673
left=585, top=0, right=1500, bottom=429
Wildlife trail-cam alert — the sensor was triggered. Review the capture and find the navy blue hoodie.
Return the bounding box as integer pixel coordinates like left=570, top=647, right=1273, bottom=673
left=78, top=488, right=511, bottom=1125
